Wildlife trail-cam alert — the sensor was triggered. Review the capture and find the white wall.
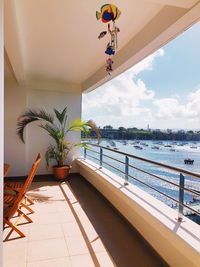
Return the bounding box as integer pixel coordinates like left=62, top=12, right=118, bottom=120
left=0, top=0, right=3, bottom=264
left=4, top=80, right=26, bottom=176
left=4, top=85, right=82, bottom=176
left=26, top=89, right=82, bottom=174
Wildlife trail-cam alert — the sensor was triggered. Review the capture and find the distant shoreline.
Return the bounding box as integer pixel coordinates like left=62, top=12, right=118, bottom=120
left=84, top=128, right=200, bottom=141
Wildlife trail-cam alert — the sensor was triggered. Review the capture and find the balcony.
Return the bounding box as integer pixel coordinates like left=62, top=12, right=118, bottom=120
left=2, top=2, right=200, bottom=267
left=3, top=175, right=167, bottom=267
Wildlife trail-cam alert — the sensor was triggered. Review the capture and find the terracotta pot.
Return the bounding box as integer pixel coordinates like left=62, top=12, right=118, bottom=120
left=53, top=165, right=72, bottom=180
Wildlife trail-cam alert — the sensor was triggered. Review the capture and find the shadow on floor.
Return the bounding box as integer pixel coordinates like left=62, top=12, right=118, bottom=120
left=61, top=175, right=168, bottom=267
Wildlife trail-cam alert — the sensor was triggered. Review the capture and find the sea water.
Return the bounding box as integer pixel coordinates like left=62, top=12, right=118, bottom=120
left=82, top=140, right=200, bottom=215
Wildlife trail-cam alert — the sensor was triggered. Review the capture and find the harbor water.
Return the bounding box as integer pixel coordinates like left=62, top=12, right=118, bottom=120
left=82, top=140, right=200, bottom=222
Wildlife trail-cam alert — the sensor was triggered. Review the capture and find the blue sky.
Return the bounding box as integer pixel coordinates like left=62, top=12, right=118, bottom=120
left=82, top=21, right=200, bottom=130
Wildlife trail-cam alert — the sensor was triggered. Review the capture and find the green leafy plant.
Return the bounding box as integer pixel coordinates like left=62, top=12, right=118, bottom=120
left=17, top=106, right=100, bottom=167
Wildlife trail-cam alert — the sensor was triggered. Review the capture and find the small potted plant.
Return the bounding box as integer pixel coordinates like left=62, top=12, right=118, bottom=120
left=17, top=106, right=100, bottom=179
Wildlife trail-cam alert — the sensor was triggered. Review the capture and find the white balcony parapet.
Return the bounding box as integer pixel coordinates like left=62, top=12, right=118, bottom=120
left=76, top=157, right=200, bottom=267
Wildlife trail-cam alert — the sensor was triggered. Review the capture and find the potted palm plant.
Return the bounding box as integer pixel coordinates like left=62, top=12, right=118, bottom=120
left=17, top=106, right=100, bottom=179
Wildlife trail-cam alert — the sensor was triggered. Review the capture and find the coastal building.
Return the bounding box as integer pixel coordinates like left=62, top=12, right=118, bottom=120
left=167, top=128, right=172, bottom=133
left=2, top=1, right=200, bottom=267
left=178, top=129, right=186, bottom=133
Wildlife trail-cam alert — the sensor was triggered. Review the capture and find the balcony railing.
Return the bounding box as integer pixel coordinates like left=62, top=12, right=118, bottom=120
left=83, top=143, right=200, bottom=222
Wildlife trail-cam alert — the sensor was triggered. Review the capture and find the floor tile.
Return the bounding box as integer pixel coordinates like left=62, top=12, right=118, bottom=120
left=29, top=223, right=63, bottom=241
left=90, top=237, right=106, bottom=253
left=27, top=257, right=72, bottom=267
left=3, top=241, right=27, bottom=266
left=62, top=222, right=82, bottom=237
left=27, top=238, right=69, bottom=262
left=95, top=251, right=116, bottom=267
left=66, top=236, right=89, bottom=256
left=3, top=178, right=168, bottom=267
left=70, top=254, right=95, bottom=267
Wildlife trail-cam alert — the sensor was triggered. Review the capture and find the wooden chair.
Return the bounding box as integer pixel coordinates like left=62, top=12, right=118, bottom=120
left=4, top=154, right=41, bottom=214
left=4, top=163, right=10, bottom=177
left=4, top=154, right=41, bottom=238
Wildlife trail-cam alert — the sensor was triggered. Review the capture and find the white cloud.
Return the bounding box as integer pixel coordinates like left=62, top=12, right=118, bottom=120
left=153, top=88, right=200, bottom=121
left=82, top=49, right=164, bottom=127
left=126, top=48, right=164, bottom=77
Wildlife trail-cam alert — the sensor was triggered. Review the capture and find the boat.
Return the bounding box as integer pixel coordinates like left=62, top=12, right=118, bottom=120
left=184, top=159, right=194, bottom=164
left=151, top=146, right=159, bottom=150
left=108, top=140, right=116, bottom=147
left=154, top=141, right=163, bottom=145
left=133, top=145, right=143, bottom=150
left=177, top=143, right=184, bottom=146
left=113, top=147, right=119, bottom=150
left=170, top=148, right=176, bottom=152
left=164, top=145, right=172, bottom=147
left=132, top=140, right=140, bottom=144
left=190, top=146, right=197, bottom=149
left=140, top=142, right=148, bottom=146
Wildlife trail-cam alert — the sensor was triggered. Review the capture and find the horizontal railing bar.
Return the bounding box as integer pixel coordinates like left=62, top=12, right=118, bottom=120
left=101, top=160, right=127, bottom=175
left=102, top=153, right=189, bottom=192
left=86, top=154, right=100, bottom=162
left=128, top=163, right=180, bottom=187
left=103, top=153, right=126, bottom=165
left=86, top=149, right=100, bottom=155
left=86, top=149, right=200, bottom=197
left=86, top=155, right=127, bottom=176
left=85, top=150, right=200, bottom=198
left=128, top=163, right=200, bottom=198
left=127, top=173, right=200, bottom=216
left=86, top=143, right=200, bottom=179
left=84, top=155, right=200, bottom=216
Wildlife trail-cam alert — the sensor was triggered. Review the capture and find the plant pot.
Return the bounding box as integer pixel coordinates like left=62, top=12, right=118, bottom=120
left=53, top=165, right=72, bottom=180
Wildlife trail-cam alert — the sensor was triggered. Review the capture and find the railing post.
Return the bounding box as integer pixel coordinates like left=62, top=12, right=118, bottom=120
left=124, top=156, right=129, bottom=185
left=84, top=147, right=87, bottom=159
left=178, top=173, right=185, bottom=222
left=100, top=148, right=103, bottom=168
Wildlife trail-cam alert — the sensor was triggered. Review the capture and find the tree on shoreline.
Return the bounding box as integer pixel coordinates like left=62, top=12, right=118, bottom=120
left=83, top=127, right=200, bottom=141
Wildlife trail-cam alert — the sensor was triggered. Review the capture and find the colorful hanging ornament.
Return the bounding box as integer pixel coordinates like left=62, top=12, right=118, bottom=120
left=96, top=4, right=121, bottom=23
left=96, top=4, right=121, bottom=75
left=106, top=58, right=114, bottom=75
left=98, top=31, right=107, bottom=39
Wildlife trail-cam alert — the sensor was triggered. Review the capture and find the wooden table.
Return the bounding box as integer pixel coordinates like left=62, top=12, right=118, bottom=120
left=4, top=163, right=10, bottom=177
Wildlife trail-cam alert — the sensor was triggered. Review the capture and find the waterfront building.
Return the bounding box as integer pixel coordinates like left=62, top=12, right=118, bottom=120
left=167, top=129, right=172, bottom=133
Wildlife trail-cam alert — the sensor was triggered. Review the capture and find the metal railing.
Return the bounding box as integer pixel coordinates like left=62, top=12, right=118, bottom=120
left=83, top=143, right=200, bottom=222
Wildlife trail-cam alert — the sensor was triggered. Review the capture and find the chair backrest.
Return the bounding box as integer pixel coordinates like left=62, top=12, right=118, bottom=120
left=23, top=153, right=41, bottom=192
left=4, top=153, right=41, bottom=219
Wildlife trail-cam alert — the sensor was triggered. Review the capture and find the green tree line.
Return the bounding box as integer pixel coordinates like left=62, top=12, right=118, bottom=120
left=83, top=126, right=200, bottom=141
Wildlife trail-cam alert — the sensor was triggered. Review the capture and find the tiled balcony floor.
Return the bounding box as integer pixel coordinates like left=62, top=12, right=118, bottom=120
left=3, top=175, right=168, bottom=267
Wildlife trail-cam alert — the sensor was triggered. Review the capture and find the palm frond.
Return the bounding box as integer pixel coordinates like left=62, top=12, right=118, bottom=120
left=19, top=109, right=54, bottom=124
left=54, top=106, right=67, bottom=126
left=86, top=120, right=101, bottom=142
left=39, top=124, right=59, bottom=140
left=17, top=117, right=39, bottom=143
left=66, top=118, right=87, bottom=132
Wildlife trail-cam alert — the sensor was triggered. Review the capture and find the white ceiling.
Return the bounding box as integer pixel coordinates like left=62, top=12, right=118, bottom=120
left=4, top=0, right=200, bottom=92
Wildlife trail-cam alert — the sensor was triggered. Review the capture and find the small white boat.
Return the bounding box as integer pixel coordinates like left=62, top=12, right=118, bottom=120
left=133, top=145, right=143, bottom=150
left=190, top=146, right=197, bottom=149
left=151, top=146, right=159, bottom=150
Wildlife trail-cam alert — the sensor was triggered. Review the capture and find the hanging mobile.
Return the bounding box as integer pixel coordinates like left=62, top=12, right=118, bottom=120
left=96, top=4, right=121, bottom=75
